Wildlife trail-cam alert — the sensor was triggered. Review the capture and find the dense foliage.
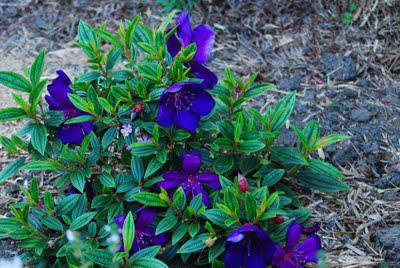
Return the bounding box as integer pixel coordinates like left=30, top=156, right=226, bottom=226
left=0, top=10, right=350, bottom=268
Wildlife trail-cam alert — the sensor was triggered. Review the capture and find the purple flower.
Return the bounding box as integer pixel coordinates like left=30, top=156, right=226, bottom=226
left=157, top=81, right=215, bottom=132
left=272, top=221, right=322, bottom=268
left=158, top=151, right=220, bottom=206
left=224, top=223, right=276, bottom=268
left=136, top=135, right=150, bottom=142
left=121, top=124, right=133, bottom=137
left=45, top=70, right=93, bottom=144
left=166, top=11, right=218, bottom=90
left=167, top=11, right=215, bottom=65
left=114, top=207, right=168, bottom=253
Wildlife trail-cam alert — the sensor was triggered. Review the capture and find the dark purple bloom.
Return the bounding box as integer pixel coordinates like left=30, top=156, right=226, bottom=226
left=272, top=221, right=322, bottom=268
left=157, top=81, right=215, bottom=132
left=224, top=223, right=276, bottom=268
left=114, top=207, right=168, bottom=253
left=158, top=151, right=220, bottom=206
left=166, top=11, right=218, bottom=90
left=45, top=70, right=93, bottom=144
left=301, top=222, right=321, bottom=235
left=167, top=11, right=214, bottom=65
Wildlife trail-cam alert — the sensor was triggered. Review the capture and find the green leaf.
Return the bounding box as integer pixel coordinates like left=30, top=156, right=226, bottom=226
left=0, top=107, right=26, bottom=122
left=212, top=155, right=234, bottom=174
left=156, top=214, right=178, bottom=235
left=65, top=115, right=94, bottom=124
left=22, top=160, right=61, bottom=171
left=131, top=156, right=144, bottom=182
left=96, top=29, right=124, bottom=50
left=295, top=171, right=349, bottom=192
left=137, top=63, right=162, bottom=82
left=84, top=249, right=113, bottom=266
left=130, top=192, right=169, bottom=207
left=172, top=129, right=191, bottom=141
left=202, top=209, right=231, bottom=228
left=172, top=223, right=188, bottom=245
left=173, top=187, right=186, bottom=211
left=0, top=71, right=31, bottom=92
left=144, top=158, right=163, bottom=179
left=243, top=83, right=274, bottom=99
left=309, top=159, right=342, bottom=179
left=30, top=50, right=45, bottom=85
left=77, top=71, right=101, bottom=83
left=31, top=124, right=47, bottom=155
left=126, top=15, right=141, bottom=48
left=71, top=170, right=86, bottom=193
left=102, top=127, right=117, bottom=149
left=262, top=169, right=285, bottom=187
left=123, top=211, right=135, bottom=253
left=68, top=94, right=91, bottom=113
left=237, top=140, right=265, bottom=153
left=244, top=192, right=257, bottom=219
left=44, top=190, right=54, bottom=211
left=29, top=79, right=47, bottom=110
left=224, top=188, right=239, bottom=212
left=42, top=216, right=63, bottom=231
left=130, top=257, right=168, bottom=268
left=214, top=137, right=233, bottom=150
left=0, top=157, right=25, bottom=184
left=58, top=194, right=80, bottom=214
left=131, top=246, right=160, bottom=259
left=99, top=173, right=116, bottom=188
left=130, top=141, right=157, bottom=157
left=177, top=233, right=208, bottom=254
left=188, top=222, right=200, bottom=238
left=313, top=134, right=351, bottom=149
left=111, top=85, right=132, bottom=101
left=70, top=212, right=97, bottom=230
left=270, top=146, right=308, bottom=166
left=268, top=92, right=296, bottom=131
left=208, top=240, right=225, bottom=262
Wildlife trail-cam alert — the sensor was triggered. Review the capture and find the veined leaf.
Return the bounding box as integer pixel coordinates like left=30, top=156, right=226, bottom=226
left=295, top=171, right=349, bottom=192
left=0, top=107, right=26, bottom=122
left=130, top=192, right=168, bottom=207
left=0, top=71, right=31, bottom=92
left=0, top=157, right=25, bottom=184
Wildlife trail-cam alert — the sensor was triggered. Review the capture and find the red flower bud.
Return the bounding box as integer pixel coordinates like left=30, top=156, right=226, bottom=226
left=235, top=86, right=242, bottom=93
left=134, top=103, right=143, bottom=113
left=269, top=216, right=285, bottom=224
left=238, top=173, right=249, bottom=193
left=242, top=76, right=249, bottom=84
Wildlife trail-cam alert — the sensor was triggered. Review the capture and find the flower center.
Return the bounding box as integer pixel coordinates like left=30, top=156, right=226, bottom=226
left=136, top=230, right=152, bottom=249
left=64, top=109, right=81, bottom=119
left=166, top=90, right=196, bottom=110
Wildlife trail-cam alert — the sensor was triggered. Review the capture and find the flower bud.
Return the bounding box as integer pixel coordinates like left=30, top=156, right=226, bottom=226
left=301, top=222, right=321, bottom=234
left=238, top=173, right=249, bottom=193
left=205, top=237, right=217, bottom=247
left=269, top=216, right=285, bottom=224
left=134, top=103, right=143, bottom=113
left=131, top=104, right=144, bottom=120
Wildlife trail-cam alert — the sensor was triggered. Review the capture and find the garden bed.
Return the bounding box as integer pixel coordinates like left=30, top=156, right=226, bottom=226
left=0, top=0, right=399, bottom=266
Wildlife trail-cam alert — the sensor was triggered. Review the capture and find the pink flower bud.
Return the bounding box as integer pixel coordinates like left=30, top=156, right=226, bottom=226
left=238, top=173, right=249, bottom=193
left=269, top=216, right=285, bottom=224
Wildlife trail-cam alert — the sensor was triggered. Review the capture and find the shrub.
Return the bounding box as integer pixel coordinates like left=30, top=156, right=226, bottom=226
left=0, top=10, right=350, bottom=268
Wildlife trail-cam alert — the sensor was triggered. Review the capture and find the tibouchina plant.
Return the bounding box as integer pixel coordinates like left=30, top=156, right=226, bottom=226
left=0, top=10, right=350, bottom=268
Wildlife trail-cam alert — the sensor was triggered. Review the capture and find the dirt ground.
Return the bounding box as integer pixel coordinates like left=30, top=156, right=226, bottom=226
left=0, top=0, right=399, bottom=267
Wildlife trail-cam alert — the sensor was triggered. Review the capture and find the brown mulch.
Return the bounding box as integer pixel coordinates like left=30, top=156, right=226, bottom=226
left=1, top=0, right=400, bottom=266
